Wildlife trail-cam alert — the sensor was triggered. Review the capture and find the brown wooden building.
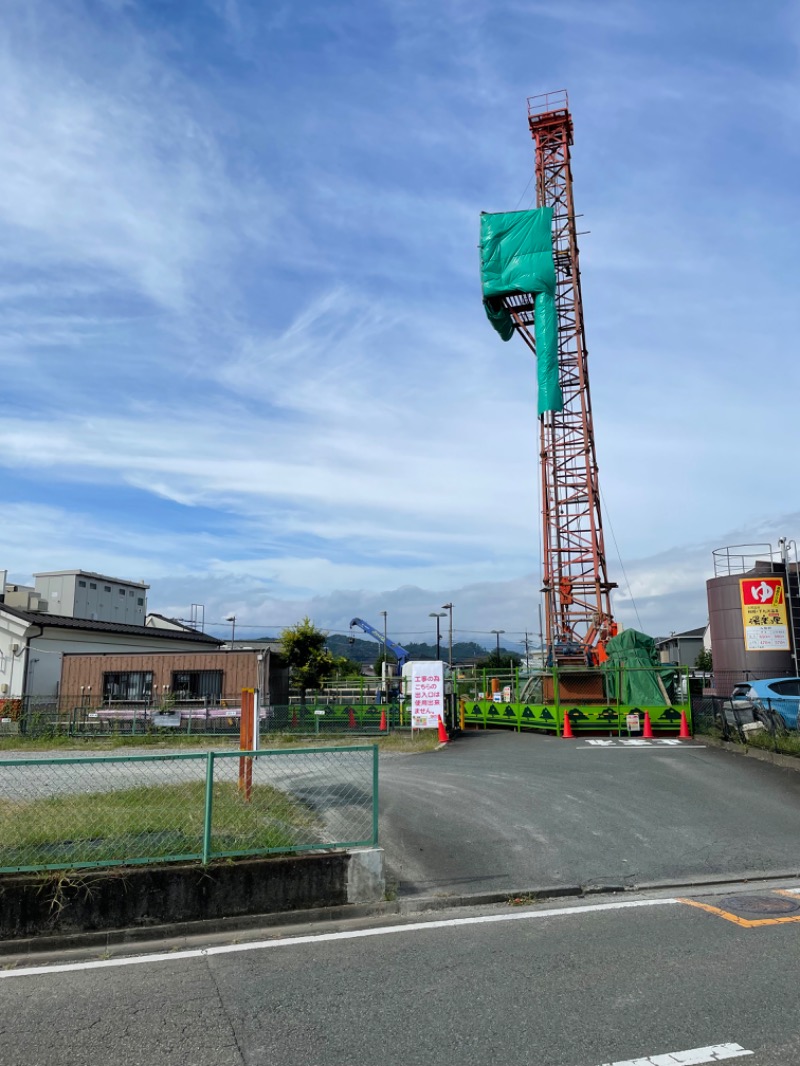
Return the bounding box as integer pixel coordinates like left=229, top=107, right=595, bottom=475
left=60, top=649, right=288, bottom=705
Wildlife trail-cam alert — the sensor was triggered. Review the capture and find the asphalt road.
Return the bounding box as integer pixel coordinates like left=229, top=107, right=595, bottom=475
left=4, top=884, right=800, bottom=1065
left=379, top=731, right=800, bottom=896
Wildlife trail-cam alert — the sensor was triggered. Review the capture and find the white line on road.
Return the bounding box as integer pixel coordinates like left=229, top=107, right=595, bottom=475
left=597, top=1043, right=752, bottom=1064
left=577, top=743, right=706, bottom=749
left=0, top=897, right=679, bottom=981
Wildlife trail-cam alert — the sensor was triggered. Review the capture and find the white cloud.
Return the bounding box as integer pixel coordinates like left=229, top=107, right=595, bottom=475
left=0, top=0, right=798, bottom=652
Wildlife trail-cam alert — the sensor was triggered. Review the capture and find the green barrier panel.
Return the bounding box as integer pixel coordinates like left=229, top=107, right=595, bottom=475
left=462, top=702, right=692, bottom=734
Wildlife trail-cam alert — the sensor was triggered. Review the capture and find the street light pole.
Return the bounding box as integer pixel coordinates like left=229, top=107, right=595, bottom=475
left=225, top=614, right=236, bottom=647
left=429, top=612, right=446, bottom=661
left=441, top=603, right=453, bottom=669
left=491, top=629, right=505, bottom=660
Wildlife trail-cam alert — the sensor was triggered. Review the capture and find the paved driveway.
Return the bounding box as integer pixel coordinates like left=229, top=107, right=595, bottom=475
left=379, top=731, right=800, bottom=896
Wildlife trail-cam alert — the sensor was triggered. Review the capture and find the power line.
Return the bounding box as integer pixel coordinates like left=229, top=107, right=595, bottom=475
left=599, top=486, right=643, bottom=632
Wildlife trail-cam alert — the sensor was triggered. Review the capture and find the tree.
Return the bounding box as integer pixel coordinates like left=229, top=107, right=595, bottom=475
left=695, top=648, right=713, bottom=671
left=332, top=656, right=363, bottom=680
left=280, top=617, right=338, bottom=701
left=374, top=651, right=398, bottom=676
left=480, top=650, right=523, bottom=670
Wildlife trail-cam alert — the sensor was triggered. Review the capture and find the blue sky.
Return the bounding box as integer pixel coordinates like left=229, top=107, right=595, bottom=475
left=1, top=0, right=799, bottom=650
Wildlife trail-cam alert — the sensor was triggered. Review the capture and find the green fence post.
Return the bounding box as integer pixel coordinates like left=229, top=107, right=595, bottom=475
left=617, top=664, right=622, bottom=736
left=553, top=664, right=561, bottom=736
left=372, top=744, right=379, bottom=846
left=202, top=751, right=215, bottom=864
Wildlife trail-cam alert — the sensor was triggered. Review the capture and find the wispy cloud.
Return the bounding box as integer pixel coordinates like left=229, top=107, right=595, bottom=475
left=1, top=0, right=798, bottom=645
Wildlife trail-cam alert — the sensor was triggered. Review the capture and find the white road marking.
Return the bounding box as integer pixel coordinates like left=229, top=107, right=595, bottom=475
left=597, top=1041, right=753, bottom=1064
left=581, top=740, right=705, bottom=749
left=0, top=897, right=679, bottom=980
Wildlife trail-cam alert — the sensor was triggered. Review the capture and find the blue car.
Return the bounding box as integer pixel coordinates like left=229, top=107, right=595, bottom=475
left=726, top=678, right=800, bottom=730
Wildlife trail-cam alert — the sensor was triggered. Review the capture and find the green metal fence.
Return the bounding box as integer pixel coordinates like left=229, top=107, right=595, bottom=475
left=1, top=697, right=405, bottom=738
left=0, top=746, right=379, bottom=874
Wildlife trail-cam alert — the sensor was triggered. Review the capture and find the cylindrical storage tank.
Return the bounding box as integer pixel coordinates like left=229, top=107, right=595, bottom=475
left=707, top=573, right=794, bottom=696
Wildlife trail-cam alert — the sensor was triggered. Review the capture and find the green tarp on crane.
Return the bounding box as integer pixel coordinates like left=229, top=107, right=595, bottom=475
left=479, top=207, right=562, bottom=414
left=600, top=629, right=678, bottom=707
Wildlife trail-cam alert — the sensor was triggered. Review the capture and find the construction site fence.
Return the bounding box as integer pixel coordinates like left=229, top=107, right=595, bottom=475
left=0, top=745, right=379, bottom=875
left=316, top=663, right=693, bottom=705
left=0, top=696, right=420, bottom=738
left=457, top=664, right=691, bottom=734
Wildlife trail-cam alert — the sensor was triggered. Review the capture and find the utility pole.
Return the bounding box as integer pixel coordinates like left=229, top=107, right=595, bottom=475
left=441, top=602, right=454, bottom=729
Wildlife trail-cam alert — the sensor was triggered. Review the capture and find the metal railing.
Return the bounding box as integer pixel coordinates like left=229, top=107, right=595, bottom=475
left=0, top=745, right=378, bottom=874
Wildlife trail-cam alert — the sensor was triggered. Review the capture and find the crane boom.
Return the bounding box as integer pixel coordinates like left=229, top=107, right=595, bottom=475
left=349, top=617, right=410, bottom=670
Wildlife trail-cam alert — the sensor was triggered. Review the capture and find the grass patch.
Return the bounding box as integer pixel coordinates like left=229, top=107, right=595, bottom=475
left=0, top=781, right=320, bottom=871
left=745, top=730, right=800, bottom=757
left=0, top=730, right=441, bottom=754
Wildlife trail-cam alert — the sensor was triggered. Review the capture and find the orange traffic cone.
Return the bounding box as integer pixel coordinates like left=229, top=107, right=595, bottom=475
left=678, top=710, right=691, bottom=739
left=379, top=709, right=387, bottom=732
left=437, top=716, right=449, bottom=743
left=643, top=711, right=654, bottom=739
left=561, top=712, right=574, bottom=739
left=348, top=707, right=357, bottom=729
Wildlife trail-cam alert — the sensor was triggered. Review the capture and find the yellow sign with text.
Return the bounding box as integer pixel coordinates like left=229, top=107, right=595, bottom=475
left=739, top=577, right=790, bottom=651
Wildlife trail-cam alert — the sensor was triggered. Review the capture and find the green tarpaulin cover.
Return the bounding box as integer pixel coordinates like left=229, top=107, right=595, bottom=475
left=601, top=629, right=678, bottom=707
left=479, top=207, right=562, bottom=414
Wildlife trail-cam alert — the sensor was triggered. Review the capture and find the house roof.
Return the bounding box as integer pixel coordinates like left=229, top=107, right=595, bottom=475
left=146, top=612, right=199, bottom=632
left=0, top=604, right=222, bottom=644
left=33, top=570, right=149, bottom=589
left=655, top=625, right=707, bottom=645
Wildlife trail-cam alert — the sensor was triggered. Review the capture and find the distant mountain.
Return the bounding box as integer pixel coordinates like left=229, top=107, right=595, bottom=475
left=325, top=633, right=490, bottom=664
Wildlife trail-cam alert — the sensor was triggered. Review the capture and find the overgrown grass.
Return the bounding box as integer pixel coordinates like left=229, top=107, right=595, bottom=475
left=0, top=730, right=441, bottom=754
left=0, top=781, right=320, bottom=871
left=745, top=730, right=800, bottom=757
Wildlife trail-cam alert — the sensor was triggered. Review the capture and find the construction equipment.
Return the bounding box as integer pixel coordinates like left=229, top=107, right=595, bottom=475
left=349, top=618, right=409, bottom=674
left=480, top=90, right=617, bottom=666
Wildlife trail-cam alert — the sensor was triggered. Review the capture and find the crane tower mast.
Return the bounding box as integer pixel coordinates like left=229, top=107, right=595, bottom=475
left=505, top=91, right=616, bottom=661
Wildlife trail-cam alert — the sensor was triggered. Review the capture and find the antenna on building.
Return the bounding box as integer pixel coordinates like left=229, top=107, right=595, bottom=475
left=180, top=604, right=205, bottom=631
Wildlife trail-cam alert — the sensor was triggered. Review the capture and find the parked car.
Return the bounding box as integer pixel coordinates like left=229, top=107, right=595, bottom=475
left=719, top=678, right=800, bottom=735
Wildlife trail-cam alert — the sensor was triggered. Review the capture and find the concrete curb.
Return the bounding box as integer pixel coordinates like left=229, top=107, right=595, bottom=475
left=699, top=733, right=800, bottom=771
left=0, top=898, right=402, bottom=960
left=6, top=871, right=800, bottom=963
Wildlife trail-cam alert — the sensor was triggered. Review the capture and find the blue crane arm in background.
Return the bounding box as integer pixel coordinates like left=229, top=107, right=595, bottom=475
left=349, top=617, right=410, bottom=669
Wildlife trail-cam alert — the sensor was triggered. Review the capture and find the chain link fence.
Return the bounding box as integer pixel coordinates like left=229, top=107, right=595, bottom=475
left=0, top=746, right=378, bottom=874
left=0, top=696, right=408, bottom=738
left=692, top=694, right=800, bottom=757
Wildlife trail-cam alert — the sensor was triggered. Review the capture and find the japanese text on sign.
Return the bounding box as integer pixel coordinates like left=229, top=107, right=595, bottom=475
left=740, top=577, right=790, bottom=651
left=411, top=661, right=444, bottom=729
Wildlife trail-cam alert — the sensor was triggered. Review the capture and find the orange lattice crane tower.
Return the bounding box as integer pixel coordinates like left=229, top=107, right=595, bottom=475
left=497, top=91, right=616, bottom=664
left=528, top=90, right=616, bottom=662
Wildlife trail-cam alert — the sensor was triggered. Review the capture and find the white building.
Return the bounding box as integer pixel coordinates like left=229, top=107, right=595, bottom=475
left=28, top=570, right=149, bottom=626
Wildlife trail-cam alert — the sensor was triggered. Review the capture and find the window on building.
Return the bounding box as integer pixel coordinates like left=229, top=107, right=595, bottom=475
left=104, top=586, right=111, bottom=592
left=90, top=582, right=96, bottom=589
left=171, top=670, right=223, bottom=701
left=103, top=671, right=154, bottom=702
left=129, top=590, right=134, bottom=597
left=137, top=597, right=144, bottom=606
left=78, top=580, right=86, bottom=588
left=119, top=589, right=126, bottom=596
